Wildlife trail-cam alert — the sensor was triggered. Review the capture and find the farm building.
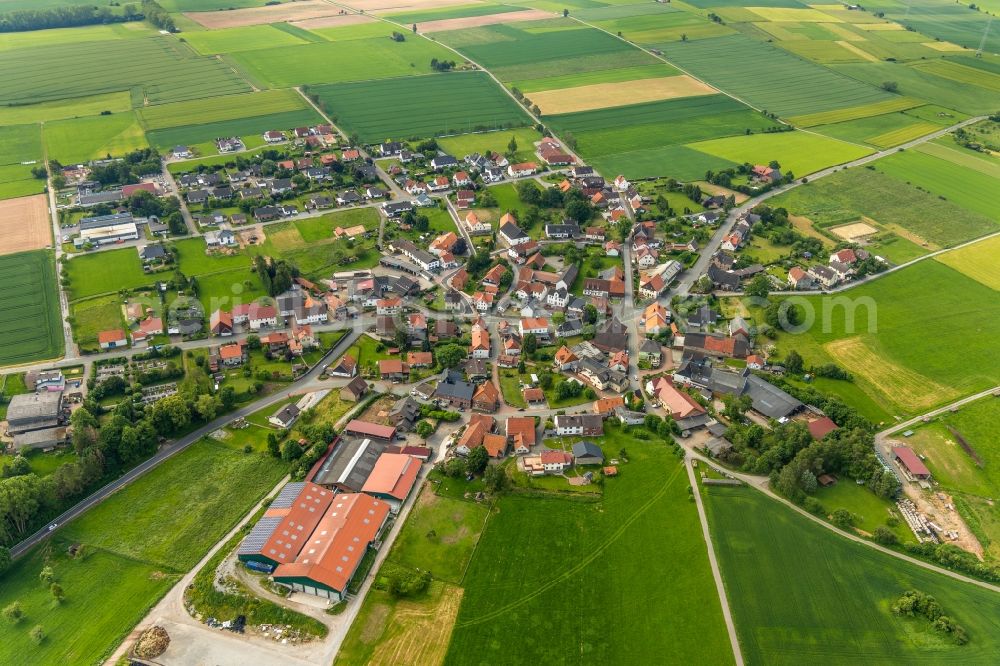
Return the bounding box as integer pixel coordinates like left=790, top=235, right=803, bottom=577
left=76, top=212, right=139, bottom=247
left=6, top=392, right=63, bottom=434
left=361, top=452, right=421, bottom=512
left=344, top=420, right=397, bottom=441
left=572, top=441, right=604, bottom=466
left=807, top=416, right=838, bottom=440
left=237, top=483, right=390, bottom=601
left=893, top=446, right=931, bottom=480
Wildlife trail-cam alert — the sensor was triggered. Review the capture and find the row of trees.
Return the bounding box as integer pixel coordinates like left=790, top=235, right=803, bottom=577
left=142, top=0, right=174, bottom=32
left=0, top=4, right=141, bottom=33
left=253, top=256, right=299, bottom=297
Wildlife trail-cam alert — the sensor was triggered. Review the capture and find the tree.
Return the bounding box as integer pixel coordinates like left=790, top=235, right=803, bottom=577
left=722, top=394, right=752, bottom=423
left=266, top=433, right=280, bottom=458
left=784, top=350, right=804, bottom=375
left=873, top=526, right=898, bottom=545
left=1, top=455, right=30, bottom=478
left=523, top=332, right=537, bottom=356
left=281, top=439, right=303, bottom=462
left=444, top=457, right=466, bottom=478
left=30, top=624, right=45, bottom=645
left=882, top=81, right=898, bottom=93
left=2, top=601, right=22, bottom=624
left=0, top=546, right=9, bottom=575
left=39, top=566, right=55, bottom=585
left=507, top=136, right=518, bottom=156
left=49, top=583, right=65, bottom=604
left=412, top=23, right=417, bottom=33
left=0, top=475, right=42, bottom=539
left=483, top=464, right=508, bottom=493
left=745, top=274, right=771, bottom=299
left=194, top=394, right=218, bottom=421
left=831, top=508, right=855, bottom=529
left=583, top=304, right=598, bottom=325
left=416, top=421, right=434, bottom=439
left=219, top=385, right=237, bottom=410
left=150, top=394, right=190, bottom=433
left=436, top=343, right=466, bottom=369
left=563, top=9, right=569, bottom=17
left=467, top=446, right=489, bottom=475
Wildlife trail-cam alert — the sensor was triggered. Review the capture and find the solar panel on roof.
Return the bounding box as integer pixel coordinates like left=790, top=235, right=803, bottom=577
left=237, top=516, right=283, bottom=554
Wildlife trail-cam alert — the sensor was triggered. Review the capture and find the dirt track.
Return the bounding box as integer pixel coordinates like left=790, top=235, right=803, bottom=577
left=0, top=194, right=51, bottom=255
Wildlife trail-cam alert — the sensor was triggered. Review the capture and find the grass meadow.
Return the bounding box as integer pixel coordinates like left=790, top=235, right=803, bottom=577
left=65, top=247, right=153, bottom=300
left=0, top=37, right=251, bottom=106
left=0, top=91, right=131, bottom=126
left=0, top=437, right=287, bottom=665
left=905, top=397, right=1000, bottom=558
left=935, top=235, right=1000, bottom=291
left=768, top=167, right=997, bottom=248
left=43, top=112, right=148, bottom=164
left=704, top=485, right=1000, bottom=664
left=436, top=127, right=542, bottom=163
left=146, top=109, right=323, bottom=153
left=687, top=131, right=871, bottom=176
left=0, top=250, right=62, bottom=365
left=511, top=62, right=679, bottom=93
left=787, top=97, right=924, bottom=127
left=659, top=33, right=893, bottom=117
left=443, top=425, right=733, bottom=665
left=833, top=61, right=1000, bottom=115
left=137, top=89, right=309, bottom=130
left=226, top=37, right=454, bottom=88
left=873, top=150, right=1000, bottom=221
left=312, top=73, right=531, bottom=142
left=71, top=294, right=124, bottom=353
left=181, top=23, right=312, bottom=55
left=766, top=260, right=1000, bottom=415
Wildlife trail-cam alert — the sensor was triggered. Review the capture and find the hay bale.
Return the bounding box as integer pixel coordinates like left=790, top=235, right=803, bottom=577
left=134, top=625, right=170, bottom=659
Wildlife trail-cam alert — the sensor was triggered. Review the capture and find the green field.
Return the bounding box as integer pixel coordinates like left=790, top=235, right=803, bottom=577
left=146, top=109, right=323, bottom=153
left=0, top=122, right=43, bottom=199
left=591, top=5, right=736, bottom=44
left=935, top=235, right=1000, bottom=291
left=71, top=294, right=124, bottom=353
left=0, top=250, right=63, bottom=365
left=391, top=3, right=524, bottom=24
left=591, top=143, right=738, bottom=180
left=0, top=36, right=251, bottom=106
left=766, top=260, right=1000, bottom=415
left=768, top=166, right=997, bottom=248
left=686, top=131, right=872, bottom=176
left=879, top=0, right=1000, bottom=54
left=0, top=437, right=286, bottom=665
left=704, top=485, right=1000, bottom=664
left=182, top=24, right=311, bottom=55
left=813, top=112, right=941, bottom=148
left=311, top=73, right=531, bottom=142
left=905, top=397, right=1000, bottom=558
left=436, top=127, right=542, bottom=163
left=137, top=89, right=309, bottom=130
left=0, top=91, right=131, bottom=126
left=873, top=149, right=1000, bottom=220
left=511, top=63, right=679, bottom=93
left=833, top=61, right=1000, bottom=115
left=918, top=142, right=1000, bottom=180
left=443, top=426, right=733, bottom=665
left=658, top=33, right=894, bottom=117
left=65, top=247, right=153, bottom=300
left=43, top=112, right=148, bottom=163
left=226, top=37, right=454, bottom=88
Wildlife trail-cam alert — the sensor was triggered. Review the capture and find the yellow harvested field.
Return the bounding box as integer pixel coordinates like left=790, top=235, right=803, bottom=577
left=923, top=41, right=969, bottom=52
left=360, top=0, right=476, bottom=12
left=789, top=214, right=833, bottom=246
left=857, top=22, right=905, bottom=30
left=823, top=23, right=865, bottom=40
left=291, top=14, right=375, bottom=30
left=936, top=235, right=1000, bottom=291
left=825, top=337, right=961, bottom=412
left=836, top=40, right=879, bottom=61
left=361, top=584, right=464, bottom=666
left=421, top=9, right=553, bottom=33
left=830, top=220, right=879, bottom=241
left=0, top=194, right=51, bottom=255
left=185, top=1, right=355, bottom=29
left=748, top=7, right=841, bottom=22
left=531, top=75, right=715, bottom=115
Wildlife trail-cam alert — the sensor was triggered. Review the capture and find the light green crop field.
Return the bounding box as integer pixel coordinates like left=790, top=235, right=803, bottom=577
left=181, top=23, right=310, bottom=55
left=917, top=142, right=1000, bottom=179
left=591, top=143, right=738, bottom=180
left=311, top=73, right=531, bottom=142
left=768, top=166, right=997, bottom=248
left=787, top=97, right=924, bottom=127
left=0, top=438, right=287, bottom=665
left=389, top=3, right=523, bottom=24
left=686, top=131, right=872, bottom=177
left=704, top=485, right=1000, bottom=664
left=767, top=260, right=1000, bottom=415
left=0, top=122, right=42, bottom=164
left=880, top=1, right=1000, bottom=56
left=905, top=396, right=1000, bottom=558
left=173, top=237, right=255, bottom=277
left=137, top=89, right=308, bottom=130
left=0, top=250, right=63, bottom=365
left=935, top=235, right=1000, bottom=291
left=833, top=62, right=1000, bottom=115
left=813, top=113, right=940, bottom=148
left=43, top=112, right=147, bottom=163
left=146, top=109, right=324, bottom=153
left=659, top=33, right=892, bottom=117
left=874, top=149, right=1000, bottom=220
left=226, top=37, right=455, bottom=88
left=0, top=37, right=251, bottom=106
left=511, top=63, right=679, bottom=93
left=593, top=7, right=736, bottom=44
left=0, top=91, right=132, bottom=126
left=443, top=426, right=734, bottom=665
left=306, top=22, right=403, bottom=42
left=65, top=247, right=153, bottom=300
left=0, top=20, right=155, bottom=50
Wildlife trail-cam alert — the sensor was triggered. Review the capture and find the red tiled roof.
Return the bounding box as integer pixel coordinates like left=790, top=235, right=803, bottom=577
left=362, top=453, right=420, bottom=501
left=892, top=446, right=930, bottom=477
left=808, top=417, right=839, bottom=440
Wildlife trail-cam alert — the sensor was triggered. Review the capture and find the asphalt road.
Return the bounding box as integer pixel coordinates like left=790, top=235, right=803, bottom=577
left=9, top=328, right=360, bottom=559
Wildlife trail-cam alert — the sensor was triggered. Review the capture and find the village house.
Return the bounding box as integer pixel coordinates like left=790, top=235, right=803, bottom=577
left=554, top=414, right=604, bottom=437
left=506, top=416, right=537, bottom=454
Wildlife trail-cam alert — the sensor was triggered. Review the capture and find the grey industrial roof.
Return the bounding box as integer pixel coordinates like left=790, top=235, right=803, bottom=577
left=572, top=441, right=604, bottom=460
left=7, top=392, right=62, bottom=421
left=744, top=375, right=803, bottom=420
left=80, top=212, right=133, bottom=231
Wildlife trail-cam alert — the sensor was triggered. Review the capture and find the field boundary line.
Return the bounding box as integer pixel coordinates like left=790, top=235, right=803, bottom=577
left=455, top=460, right=686, bottom=628
left=687, top=459, right=744, bottom=666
